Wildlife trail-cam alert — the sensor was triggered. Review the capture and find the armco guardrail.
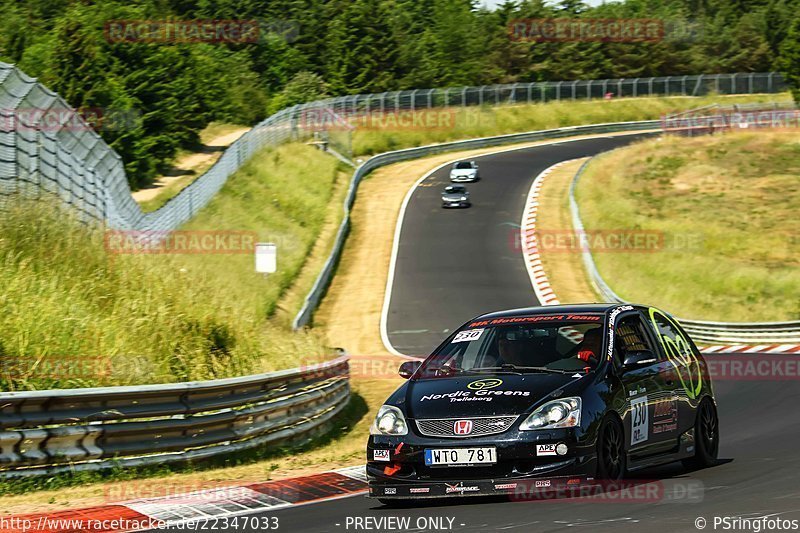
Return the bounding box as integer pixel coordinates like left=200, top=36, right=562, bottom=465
left=0, top=357, right=349, bottom=477
left=569, top=157, right=800, bottom=344
left=0, top=62, right=787, bottom=234
left=292, top=121, right=662, bottom=329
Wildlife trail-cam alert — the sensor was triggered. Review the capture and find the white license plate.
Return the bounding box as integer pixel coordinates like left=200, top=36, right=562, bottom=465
left=424, top=447, right=496, bottom=466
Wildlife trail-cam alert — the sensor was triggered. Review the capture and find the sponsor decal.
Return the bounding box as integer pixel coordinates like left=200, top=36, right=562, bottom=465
left=537, top=444, right=558, bottom=456
left=606, top=305, right=634, bottom=360
left=384, top=487, right=396, bottom=495
left=648, top=308, right=703, bottom=399
left=494, top=483, right=518, bottom=490
left=652, top=399, right=678, bottom=435
left=630, top=395, right=649, bottom=445
left=469, top=314, right=601, bottom=328
left=454, top=420, right=473, bottom=435
left=452, top=328, right=485, bottom=343
left=409, top=487, right=430, bottom=494
left=535, top=479, right=552, bottom=488
left=373, top=449, right=390, bottom=462
left=628, top=386, right=646, bottom=397
left=468, top=378, right=503, bottom=390
left=419, top=389, right=530, bottom=403
left=445, top=482, right=480, bottom=494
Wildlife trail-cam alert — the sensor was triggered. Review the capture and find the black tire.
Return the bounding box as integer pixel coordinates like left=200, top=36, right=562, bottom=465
left=596, top=415, right=626, bottom=480
left=682, top=398, right=719, bottom=470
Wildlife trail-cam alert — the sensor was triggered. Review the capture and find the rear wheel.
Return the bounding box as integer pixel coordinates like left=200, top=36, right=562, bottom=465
left=596, top=416, right=626, bottom=480
left=682, top=398, right=719, bottom=469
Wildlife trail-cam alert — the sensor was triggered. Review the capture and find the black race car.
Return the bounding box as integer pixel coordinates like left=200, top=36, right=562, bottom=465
left=367, top=304, right=718, bottom=503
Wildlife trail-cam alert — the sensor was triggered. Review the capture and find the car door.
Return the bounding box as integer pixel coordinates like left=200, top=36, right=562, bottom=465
left=613, top=311, right=678, bottom=456
left=644, top=307, right=705, bottom=439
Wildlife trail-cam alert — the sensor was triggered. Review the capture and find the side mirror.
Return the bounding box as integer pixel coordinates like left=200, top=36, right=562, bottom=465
left=622, top=350, right=657, bottom=371
left=398, top=361, right=421, bottom=379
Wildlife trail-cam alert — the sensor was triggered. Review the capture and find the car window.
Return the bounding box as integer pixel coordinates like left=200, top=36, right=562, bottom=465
left=418, top=315, right=605, bottom=377
left=612, top=314, right=657, bottom=366
left=454, top=162, right=472, bottom=169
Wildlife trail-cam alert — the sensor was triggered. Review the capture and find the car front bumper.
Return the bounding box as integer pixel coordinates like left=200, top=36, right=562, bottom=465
left=367, top=428, right=596, bottom=499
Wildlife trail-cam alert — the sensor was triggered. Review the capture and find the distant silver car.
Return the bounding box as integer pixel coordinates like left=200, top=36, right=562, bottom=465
left=449, top=161, right=479, bottom=182
left=441, top=184, right=470, bottom=208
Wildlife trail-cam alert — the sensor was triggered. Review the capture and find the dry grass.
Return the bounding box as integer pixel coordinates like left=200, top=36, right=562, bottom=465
left=576, top=130, right=800, bottom=321
left=536, top=159, right=600, bottom=304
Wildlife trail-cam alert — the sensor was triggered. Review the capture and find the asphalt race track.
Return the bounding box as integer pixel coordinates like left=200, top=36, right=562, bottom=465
left=249, top=379, right=800, bottom=532
left=384, top=133, right=654, bottom=356
left=156, top=135, right=800, bottom=532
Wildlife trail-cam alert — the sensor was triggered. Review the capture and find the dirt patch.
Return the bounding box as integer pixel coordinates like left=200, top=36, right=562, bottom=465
left=132, top=127, right=249, bottom=203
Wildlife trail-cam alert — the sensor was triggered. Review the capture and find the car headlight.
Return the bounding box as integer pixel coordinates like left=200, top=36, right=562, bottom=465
left=370, top=405, right=409, bottom=435
left=460, top=196, right=467, bottom=201
left=519, top=397, right=581, bottom=430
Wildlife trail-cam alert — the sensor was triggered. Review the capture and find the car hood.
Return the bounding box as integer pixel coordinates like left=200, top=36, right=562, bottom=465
left=402, top=373, right=585, bottom=419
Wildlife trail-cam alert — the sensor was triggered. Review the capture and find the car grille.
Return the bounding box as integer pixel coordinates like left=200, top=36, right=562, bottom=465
left=415, top=416, right=519, bottom=438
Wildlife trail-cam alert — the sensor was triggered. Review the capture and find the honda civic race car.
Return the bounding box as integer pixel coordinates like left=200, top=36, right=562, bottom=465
left=367, top=304, right=718, bottom=503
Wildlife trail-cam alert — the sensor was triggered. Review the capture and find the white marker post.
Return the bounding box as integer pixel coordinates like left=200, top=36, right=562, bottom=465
left=255, top=243, right=277, bottom=276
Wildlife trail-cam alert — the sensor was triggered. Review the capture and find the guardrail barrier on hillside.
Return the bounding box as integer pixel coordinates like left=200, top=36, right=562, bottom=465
left=0, top=63, right=787, bottom=235
left=0, top=357, right=349, bottom=477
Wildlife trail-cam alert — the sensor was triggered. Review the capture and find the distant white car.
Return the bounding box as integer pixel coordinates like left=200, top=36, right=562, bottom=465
left=449, top=161, right=479, bottom=182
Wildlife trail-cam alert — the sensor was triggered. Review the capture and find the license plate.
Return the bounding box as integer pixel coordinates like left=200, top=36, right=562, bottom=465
left=424, top=447, right=496, bottom=466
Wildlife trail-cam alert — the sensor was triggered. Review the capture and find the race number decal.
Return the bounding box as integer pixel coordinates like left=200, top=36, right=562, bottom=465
left=630, top=395, right=649, bottom=445
left=452, top=329, right=484, bottom=343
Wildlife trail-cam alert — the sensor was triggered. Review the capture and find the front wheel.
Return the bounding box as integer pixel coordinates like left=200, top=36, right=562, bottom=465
left=596, top=415, right=626, bottom=480
left=682, top=398, right=719, bottom=469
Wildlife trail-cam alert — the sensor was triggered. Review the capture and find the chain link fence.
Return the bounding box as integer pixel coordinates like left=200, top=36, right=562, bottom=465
left=0, top=64, right=788, bottom=233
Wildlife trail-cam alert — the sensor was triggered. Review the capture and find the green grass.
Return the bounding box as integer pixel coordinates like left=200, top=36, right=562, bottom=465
left=0, top=143, right=346, bottom=391
left=352, top=93, right=793, bottom=155
left=576, top=130, right=800, bottom=322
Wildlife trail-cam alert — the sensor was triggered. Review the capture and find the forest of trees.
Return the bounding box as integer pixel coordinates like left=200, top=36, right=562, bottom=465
left=1, top=0, right=798, bottom=189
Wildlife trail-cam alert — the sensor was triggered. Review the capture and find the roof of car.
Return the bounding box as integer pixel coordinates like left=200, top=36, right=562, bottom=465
left=474, top=303, right=633, bottom=320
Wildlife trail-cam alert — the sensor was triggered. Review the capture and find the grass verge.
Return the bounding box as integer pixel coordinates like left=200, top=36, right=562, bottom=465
left=535, top=158, right=600, bottom=304
left=352, top=93, right=792, bottom=155
left=576, top=130, right=800, bottom=321
left=0, top=143, right=346, bottom=390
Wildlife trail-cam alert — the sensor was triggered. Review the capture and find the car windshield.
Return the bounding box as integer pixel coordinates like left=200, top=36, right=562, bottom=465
left=454, top=162, right=473, bottom=169
left=445, top=186, right=466, bottom=193
left=417, top=315, right=605, bottom=377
